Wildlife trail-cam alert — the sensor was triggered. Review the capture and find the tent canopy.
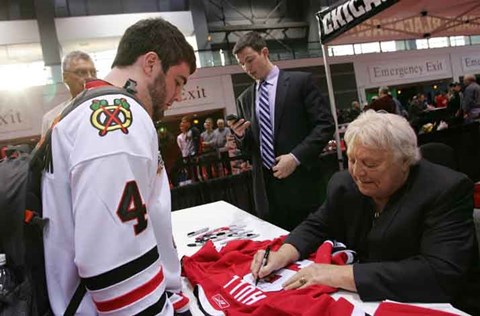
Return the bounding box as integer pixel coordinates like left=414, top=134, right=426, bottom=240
left=317, top=0, right=480, bottom=45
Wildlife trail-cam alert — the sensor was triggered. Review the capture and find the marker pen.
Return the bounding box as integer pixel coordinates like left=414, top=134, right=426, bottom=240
left=187, top=227, right=210, bottom=237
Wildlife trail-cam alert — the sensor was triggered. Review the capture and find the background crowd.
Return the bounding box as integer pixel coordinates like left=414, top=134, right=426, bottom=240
left=338, top=74, right=480, bottom=132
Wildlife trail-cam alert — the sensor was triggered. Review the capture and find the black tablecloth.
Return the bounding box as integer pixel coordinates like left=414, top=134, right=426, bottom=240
left=170, top=152, right=341, bottom=214
left=171, top=171, right=256, bottom=213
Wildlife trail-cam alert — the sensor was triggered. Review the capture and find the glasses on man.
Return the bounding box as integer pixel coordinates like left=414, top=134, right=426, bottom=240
left=64, top=68, right=97, bottom=78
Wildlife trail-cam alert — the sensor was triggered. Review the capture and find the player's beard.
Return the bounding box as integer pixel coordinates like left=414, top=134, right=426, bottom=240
left=148, top=71, right=167, bottom=122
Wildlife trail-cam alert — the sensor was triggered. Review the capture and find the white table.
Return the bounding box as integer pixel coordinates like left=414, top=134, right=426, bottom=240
left=172, top=201, right=468, bottom=315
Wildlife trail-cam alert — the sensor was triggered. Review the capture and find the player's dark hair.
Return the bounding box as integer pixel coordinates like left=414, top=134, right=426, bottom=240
left=112, top=18, right=196, bottom=74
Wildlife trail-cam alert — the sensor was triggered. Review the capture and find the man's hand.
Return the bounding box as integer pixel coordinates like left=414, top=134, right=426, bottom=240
left=272, top=154, right=298, bottom=179
left=282, top=264, right=356, bottom=292
left=227, top=118, right=251, bottom=138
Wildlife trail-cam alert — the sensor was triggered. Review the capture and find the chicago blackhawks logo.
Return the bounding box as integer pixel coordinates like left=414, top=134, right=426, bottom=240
left=90, top=98, right=132, bottom=136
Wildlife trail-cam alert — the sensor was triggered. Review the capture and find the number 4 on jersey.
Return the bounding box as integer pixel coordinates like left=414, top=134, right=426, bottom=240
left=117, top=181, right=148, bottom=235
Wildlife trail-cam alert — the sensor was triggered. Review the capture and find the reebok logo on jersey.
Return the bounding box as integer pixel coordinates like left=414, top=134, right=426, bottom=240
left=211, top=294, right=230, bottom=309
left=90, top=98, right=133, bottom=136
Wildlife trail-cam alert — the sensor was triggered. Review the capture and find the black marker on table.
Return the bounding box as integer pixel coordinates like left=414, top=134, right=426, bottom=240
left=187, top=227, right=209, bottom=237
left=255, top=245, right=271, bottom=286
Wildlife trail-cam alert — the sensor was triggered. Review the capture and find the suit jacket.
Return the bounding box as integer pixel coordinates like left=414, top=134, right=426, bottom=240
left=235, top=70, right=334, bottom=219
left=286, top=160, right=479, bottom=304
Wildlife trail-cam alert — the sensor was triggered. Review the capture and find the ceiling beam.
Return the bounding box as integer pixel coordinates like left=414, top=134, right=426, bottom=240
left=208, top=21, right=308, bottom=33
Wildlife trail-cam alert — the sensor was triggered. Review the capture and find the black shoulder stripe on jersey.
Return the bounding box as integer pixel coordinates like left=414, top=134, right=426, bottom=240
left=133, top=291, right=167, bottom=316
left=82, top=246, right=159, bottom=291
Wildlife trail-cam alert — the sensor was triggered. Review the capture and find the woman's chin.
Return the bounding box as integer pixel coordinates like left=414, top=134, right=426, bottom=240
left=357, top=184, right=376, bottom=197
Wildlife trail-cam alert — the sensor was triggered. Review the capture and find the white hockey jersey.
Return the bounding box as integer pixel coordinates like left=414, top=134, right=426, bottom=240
left=42, top=81, right=180, bottom=315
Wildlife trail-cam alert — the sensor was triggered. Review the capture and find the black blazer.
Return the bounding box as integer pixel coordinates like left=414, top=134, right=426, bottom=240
left=286, top=160, right=479, bottom=303
left=235, top=70, right=334, bottom=218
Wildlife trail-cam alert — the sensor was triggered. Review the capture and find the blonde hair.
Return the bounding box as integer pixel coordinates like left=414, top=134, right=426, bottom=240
left=344, top=110, right=421, bottom=166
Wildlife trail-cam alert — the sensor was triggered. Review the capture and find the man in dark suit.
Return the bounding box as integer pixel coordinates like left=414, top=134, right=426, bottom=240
left=230, top=31, right=334, bottom=230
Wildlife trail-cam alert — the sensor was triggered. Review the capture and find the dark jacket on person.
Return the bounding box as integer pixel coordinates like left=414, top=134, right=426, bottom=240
left=366, top=95, right=396, bottom=113
left=235, top=70, right=334, bottom=224
left=286, top=160, right=479, bottom=310
left=447, top=91, right=462, bottom=116
left=462, top=81, right=480, bottom=115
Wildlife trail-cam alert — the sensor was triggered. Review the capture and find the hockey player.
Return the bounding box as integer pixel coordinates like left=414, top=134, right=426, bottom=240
left=41, top=18, right=196, bottom=315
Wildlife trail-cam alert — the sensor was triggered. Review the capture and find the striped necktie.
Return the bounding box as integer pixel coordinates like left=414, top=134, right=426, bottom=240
left=258, top=80, right=275, bottom=169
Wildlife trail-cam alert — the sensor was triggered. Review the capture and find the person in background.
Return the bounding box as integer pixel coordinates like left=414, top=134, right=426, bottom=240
left=200, top=117, right=215, bottom=152
left=179, top=115, right=201, bottom=181
left=391, top=92, right=408, bottom=118
left=447, top=82, right=463, bottom=117
left=462, top=74, right=480, bottom=120
left=177, top=120, right=189, bottom=158
left=251, top=110, right=479, bottom=315
left=198, top=117, right=217, bottom=180
left=42, top=18, right=196, bottom=315
left=230, top=31, right=334, bottom=230
left=213, top=118, right=231, bottom=149
left=180, top=115, right=201, bottom=157
left=208, top=118, right=232, bottom=178
left=365, top=86, right=396, bottom=113
left=157, top=126, right=179, bottom=181
left=434, top=91, right=448, bottom=108
left=408, top=93, right=433, bottom=126
left=345, top=100, right=361, bottom=122
left=41, top=51, right=96, bottom=137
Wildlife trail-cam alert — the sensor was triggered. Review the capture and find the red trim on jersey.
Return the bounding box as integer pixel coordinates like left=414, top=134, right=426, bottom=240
left=172, top=294, right=190, bottom=310
left=24, top=209, right=35, bottom=223
left=85, top=79, right=112, bottom=90
left=94, top=268, right=165, bottom=312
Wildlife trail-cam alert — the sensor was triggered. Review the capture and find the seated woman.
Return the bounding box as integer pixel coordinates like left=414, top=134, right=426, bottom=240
left=251, top=110, right=479, bottom=312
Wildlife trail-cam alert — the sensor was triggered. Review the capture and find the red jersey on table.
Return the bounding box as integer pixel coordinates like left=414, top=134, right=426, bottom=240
left=182, top=237, right=363, bottom=316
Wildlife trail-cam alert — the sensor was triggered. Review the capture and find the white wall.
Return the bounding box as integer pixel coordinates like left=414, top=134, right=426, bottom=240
left=0, top=83, right=69, bottom=141
left=166, top=74, right=236, bottom=117
left=0, top=20, right=40, bottom=45
left=450, top=46, right=480, bottom=80
left=353, top=45, right=480, bottom=102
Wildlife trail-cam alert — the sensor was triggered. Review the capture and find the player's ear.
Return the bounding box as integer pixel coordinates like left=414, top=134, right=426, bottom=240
left=143, top=51, right=159, bottom=76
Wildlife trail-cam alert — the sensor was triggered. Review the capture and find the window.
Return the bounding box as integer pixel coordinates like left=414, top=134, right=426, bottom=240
left=0, top=61, right=49, bottom=91
left=428, top=37, right=449, bottom=48
left=328, top=44, right=354, bottom=56
left=354, top=42, right=380, bottom=54
left=450, top=36, right=466, bottom=46
left=471, top=35, right=480, bottom=45
left=415, top=39, right=429, bottom=49
left=380, top=41, right=396, bottom=52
